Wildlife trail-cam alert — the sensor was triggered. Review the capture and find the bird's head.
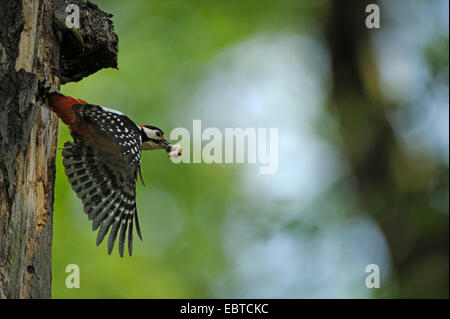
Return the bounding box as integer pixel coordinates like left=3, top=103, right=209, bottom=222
left=139, top=125, right=182, bottom=157
left=140, top=125, right=168, bottom=150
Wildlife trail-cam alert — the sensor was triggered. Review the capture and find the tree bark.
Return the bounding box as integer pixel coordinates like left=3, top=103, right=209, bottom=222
left=0, top=0, right=117, bottom=298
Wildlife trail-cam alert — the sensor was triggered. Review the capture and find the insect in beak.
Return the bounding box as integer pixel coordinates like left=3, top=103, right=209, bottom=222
left=166, top=143, right=182, bottom=157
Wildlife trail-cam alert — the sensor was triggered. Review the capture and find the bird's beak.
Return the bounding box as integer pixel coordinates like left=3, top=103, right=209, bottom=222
left=159, top=136, right=169, bottom=148
left=158, top=135, right=182, bottom=157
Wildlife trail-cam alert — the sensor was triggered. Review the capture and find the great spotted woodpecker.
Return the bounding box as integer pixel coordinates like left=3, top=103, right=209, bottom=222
left=48, top=92, right=181, bottom=257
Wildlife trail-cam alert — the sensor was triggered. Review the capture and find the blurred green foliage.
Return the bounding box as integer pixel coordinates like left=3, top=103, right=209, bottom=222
left=54, top=0, right=306, bottom=298
left=52, top=0, right=448, bottom=298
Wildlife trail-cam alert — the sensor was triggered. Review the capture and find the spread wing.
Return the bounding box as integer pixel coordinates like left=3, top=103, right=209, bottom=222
left=62, top=140, right=142, bottom=257
left=72, top=103, right=143, bottom=165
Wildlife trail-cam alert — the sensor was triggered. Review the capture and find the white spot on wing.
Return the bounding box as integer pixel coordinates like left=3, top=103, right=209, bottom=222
left=100, top=106, right=125, bottom=116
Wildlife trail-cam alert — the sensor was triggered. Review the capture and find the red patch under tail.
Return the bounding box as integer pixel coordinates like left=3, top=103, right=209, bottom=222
left=48, top=93, right=87, bottom=127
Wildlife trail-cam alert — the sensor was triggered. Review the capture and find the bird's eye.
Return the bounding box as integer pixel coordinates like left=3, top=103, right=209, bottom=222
left=156, top=131, right=162, bottom=137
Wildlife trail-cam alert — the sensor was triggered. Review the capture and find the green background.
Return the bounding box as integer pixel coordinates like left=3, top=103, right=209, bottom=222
left=52, top=0, right=449, bottom=298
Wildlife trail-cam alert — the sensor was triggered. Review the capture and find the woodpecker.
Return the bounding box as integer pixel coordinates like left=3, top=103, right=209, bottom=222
left=48, top=92, right=181, bottom=257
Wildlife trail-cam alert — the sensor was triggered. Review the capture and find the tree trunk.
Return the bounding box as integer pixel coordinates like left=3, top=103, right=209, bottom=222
left=0, top=0, right=117, bottom=298
left=325, top=0, right=449, bottom=297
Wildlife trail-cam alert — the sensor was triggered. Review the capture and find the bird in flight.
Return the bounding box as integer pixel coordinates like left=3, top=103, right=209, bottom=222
left=48, top=92, right=181, bottom=257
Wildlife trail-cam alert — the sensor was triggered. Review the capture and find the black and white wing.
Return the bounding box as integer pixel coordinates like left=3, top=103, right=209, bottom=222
left=62, top=140, right=142, bottom=257
left=72, top=103, right=143, bottom=165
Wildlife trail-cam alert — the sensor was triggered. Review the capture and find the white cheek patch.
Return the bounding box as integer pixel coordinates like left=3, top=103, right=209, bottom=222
left=143, top=127, right=158, bottom=139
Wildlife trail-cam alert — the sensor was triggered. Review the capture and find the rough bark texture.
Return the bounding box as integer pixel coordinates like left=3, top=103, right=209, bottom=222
left=0, top=0, right=118, bottom=299
left=54, top=0, right=118, bottom=83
